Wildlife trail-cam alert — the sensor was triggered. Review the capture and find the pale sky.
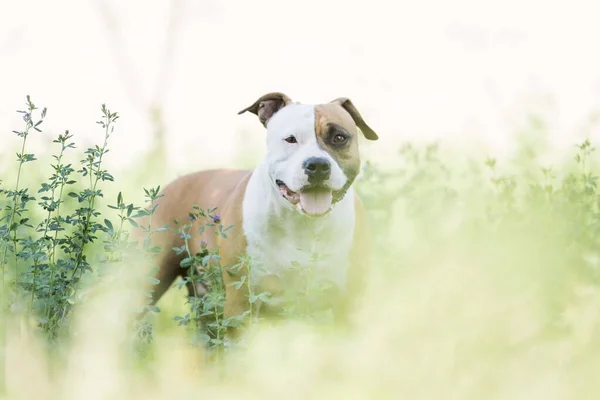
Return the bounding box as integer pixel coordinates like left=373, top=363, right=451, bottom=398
left=2, top=0, right=600, bottom=176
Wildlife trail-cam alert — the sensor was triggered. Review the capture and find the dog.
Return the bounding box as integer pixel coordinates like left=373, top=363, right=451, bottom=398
left=139, top=92, right=378, bottom=336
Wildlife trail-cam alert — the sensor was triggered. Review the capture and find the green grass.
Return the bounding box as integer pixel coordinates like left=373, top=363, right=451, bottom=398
left=2, top=96, right=600, bottom=398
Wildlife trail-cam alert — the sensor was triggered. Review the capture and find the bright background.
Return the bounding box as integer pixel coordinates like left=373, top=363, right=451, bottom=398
left=2, top=0, right=600, bottom=176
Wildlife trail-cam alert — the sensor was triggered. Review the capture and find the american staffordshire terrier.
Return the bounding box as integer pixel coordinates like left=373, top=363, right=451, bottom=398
left=141, top=92, right=378, bottom=333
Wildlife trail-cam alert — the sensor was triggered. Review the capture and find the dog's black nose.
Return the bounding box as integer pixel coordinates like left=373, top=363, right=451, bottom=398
left=303, top=157, right=331, bottom=182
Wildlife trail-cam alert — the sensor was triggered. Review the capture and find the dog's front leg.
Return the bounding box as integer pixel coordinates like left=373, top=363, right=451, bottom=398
left=215, top=220, right=252, bottom=341
left=221, top=259, right=250, bottom=341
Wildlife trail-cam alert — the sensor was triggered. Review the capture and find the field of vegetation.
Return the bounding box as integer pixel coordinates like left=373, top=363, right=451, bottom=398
left=2, top=96, right=600, bottom=398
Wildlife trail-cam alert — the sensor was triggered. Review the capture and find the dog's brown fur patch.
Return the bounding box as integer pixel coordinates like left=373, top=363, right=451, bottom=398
left=314, top=103, right=361, bottom=182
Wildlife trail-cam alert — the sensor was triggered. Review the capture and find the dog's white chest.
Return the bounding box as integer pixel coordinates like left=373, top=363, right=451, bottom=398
left=242, top=181, right=356, bottom=295
left=246, top=218, right=352, bottom=290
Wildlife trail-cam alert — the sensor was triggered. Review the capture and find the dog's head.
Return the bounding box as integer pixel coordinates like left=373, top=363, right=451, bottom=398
left=239, top=92, right=378, bottom=217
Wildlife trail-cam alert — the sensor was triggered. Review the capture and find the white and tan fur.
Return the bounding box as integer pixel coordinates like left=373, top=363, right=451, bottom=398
left=137, top=92, right=378, bottom=335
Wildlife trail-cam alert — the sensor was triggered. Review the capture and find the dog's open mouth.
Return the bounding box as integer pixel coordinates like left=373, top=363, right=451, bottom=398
left=276, top=180, right=333, bottom=217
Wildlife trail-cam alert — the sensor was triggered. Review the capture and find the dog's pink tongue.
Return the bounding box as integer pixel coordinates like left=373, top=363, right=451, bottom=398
left=299, top=190, right=333, bottom=216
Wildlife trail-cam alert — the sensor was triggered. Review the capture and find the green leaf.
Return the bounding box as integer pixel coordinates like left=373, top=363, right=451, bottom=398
left=180, top=257, right=193, bottom=268
left=147, top=277, right=160, bottom=285
left=127, top=218, right=139, bottom=228
left=104, top=219, right=114, bottom=233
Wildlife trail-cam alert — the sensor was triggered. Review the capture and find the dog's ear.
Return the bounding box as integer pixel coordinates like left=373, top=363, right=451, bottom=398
left=330, top=97, right=379, bottom=141
left=238, top=92, right=293, bottom=127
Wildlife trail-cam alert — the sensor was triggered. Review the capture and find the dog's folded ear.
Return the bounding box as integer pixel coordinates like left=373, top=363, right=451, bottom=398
left=238, top=92, right=293, bottom=127
left=330, top=97, right=379, bottom=141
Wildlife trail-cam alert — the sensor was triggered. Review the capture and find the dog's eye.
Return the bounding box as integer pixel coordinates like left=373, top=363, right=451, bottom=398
left=332, top=134, right=348, bottom=145
left=284, top=136, right=297, bottom=144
